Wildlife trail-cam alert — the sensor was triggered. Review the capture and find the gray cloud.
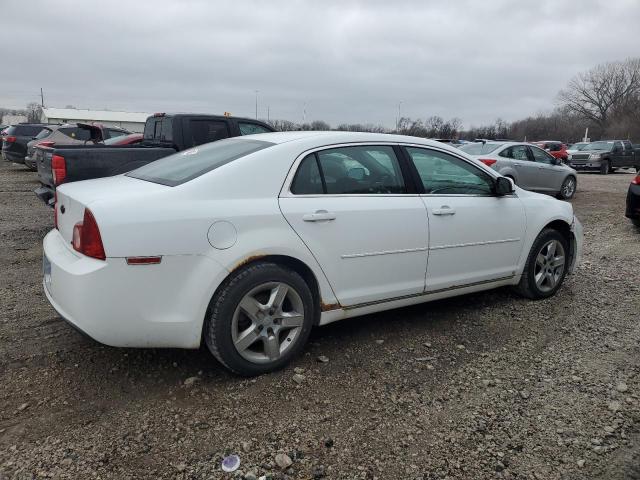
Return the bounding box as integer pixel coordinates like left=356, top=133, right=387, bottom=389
left=1, top=0, right=639, bottom=127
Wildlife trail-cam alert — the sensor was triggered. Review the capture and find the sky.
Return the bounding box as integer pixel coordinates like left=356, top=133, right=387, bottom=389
left=1, top=0, right=639, bottom=128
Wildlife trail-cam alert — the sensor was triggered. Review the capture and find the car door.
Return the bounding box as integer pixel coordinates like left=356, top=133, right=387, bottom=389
left=529, top=145, right=565, bottom=192
left=499, top=144, right=535, bottom=188
left=279, top=144, right=429, bottom=307
left=403, top=146, right=526, bottom=292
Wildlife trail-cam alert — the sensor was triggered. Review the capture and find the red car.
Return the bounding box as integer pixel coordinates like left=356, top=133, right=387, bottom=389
left=533, top=141, right=568, bottom=162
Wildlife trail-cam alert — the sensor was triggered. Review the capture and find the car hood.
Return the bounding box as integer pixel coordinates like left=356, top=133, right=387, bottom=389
left=574, top=149, right=610, bottom=155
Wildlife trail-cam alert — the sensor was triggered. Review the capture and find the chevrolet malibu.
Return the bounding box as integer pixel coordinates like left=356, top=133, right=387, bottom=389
left=43, top=132, right=583, bottom=376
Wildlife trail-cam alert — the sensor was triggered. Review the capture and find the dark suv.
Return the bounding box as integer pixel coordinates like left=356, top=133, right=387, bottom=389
left=2, top=124, right=48, bottom=164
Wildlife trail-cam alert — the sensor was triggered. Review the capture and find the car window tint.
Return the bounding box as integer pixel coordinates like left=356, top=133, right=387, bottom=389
left=106, top=129, right=126, bottom=139
left=290, top=153, right=323, bottom=195
left=406, top=147, right=493, bottom=196
left=509, top=145, right=529, bottom=160
left=316, top=146, right=405, bottom=194
left=127, top=138, right=274, bottom=186
left=239, top=122, right=271, bottom=135
left=189, top=120, right=229, bottom=146
left=35, top=128, right=52, bottom=140
left=530, top=146, right=554, bottom=164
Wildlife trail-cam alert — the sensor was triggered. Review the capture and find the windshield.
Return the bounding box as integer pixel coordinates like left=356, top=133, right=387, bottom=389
left=127, top=138, right=275, bottom=186
left=459, top=142, right=503, bottom=155
left=570, top=143, right=589, bottom=151
left=584, top=141, right=613, bottom=151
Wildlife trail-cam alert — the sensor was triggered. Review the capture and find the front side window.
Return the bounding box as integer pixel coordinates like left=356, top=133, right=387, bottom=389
left=290, top=145, right=406, bottom=195
left=530, top=146, right=555, bottom=164
left=239, top=122, right=271, bottom=135
left=127, top=138, right=274, bottom=186
left=406, top=147, right=494, bottom=196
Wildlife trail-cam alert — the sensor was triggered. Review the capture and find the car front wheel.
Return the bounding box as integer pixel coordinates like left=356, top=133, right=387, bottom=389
left=557, top=176, right=576, bottom=200
left=600, top=160, right=610, bottom=175
left=204, top=262, right=315, bottom=376
left=515, top=229, right=569, bottom=299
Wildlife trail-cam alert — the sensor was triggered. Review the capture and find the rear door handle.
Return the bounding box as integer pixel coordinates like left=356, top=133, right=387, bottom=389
left=432, top=206, right=456, bottom=216
left=303, top=210, right=336, bottom=222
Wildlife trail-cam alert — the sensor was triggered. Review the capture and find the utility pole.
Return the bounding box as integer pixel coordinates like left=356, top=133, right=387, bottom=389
left=396, top=101, right=403, bottom=132
left=40, top=88, right=44, bottom=108
left=255, top=90, right=259, bottom=119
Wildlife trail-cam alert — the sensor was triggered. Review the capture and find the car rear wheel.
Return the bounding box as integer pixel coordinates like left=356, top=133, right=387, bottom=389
left=557, top=176, right=576, bottom=200
left=514, top=229, right=569, bottom=300
left=600, top=160, right=610, bottom=175
left=204, top=262, right=315, bottom=376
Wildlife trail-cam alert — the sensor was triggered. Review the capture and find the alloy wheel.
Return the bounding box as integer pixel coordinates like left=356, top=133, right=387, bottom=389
left=562, top=177, right=575, bottom=198
left=231, top=282, right=305, bottom=364
left=534, top=240, right=566, bottom=292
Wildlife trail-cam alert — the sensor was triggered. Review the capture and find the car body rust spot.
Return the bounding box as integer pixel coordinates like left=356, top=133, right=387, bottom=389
left=233, top=254, right=266, bottom=271
left=320, top=302, right=341, bottom=312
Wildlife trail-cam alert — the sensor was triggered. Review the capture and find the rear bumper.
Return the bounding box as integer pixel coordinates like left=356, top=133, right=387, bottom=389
left=42, top=229, right=229, bottom=349
left=625, top=184, right=640, bottom=219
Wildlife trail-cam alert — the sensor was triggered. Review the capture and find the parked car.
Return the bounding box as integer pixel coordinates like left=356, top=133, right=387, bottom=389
left=2, top=123, right=47, bottom=163
left=566, top=142, right=589, bottom=155
left=533, top=141, right=569, bottom=162
left=34, top=113, right=275, bottom=206
left=625, top=172, right=640, bottom=227
left=459, top=141, right=578, bottom=199
left=24, top=124, right=131, bottom=170
left=568, top=140, right=638, bottom=174
left=43, top=132, right=583, bottom=376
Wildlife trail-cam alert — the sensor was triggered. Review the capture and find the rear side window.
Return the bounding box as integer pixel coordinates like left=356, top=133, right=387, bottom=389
left=189, top=120, right=229, bottom=146
left=291, top=154, right=324, bottom=195
left=59, top=127, right=92, bottom=141
left=127, top=138, right=274, bottom=186
left=239, top=122, right=272, bottom=135
left=499, top=145, right=529, bottom=160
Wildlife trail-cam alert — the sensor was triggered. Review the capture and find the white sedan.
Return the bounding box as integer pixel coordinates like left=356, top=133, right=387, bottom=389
left=43, top=132, right=583, bottom=376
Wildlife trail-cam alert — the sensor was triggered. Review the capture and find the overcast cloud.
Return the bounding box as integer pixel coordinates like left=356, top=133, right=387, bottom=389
left=1, top=0, right=639, bottom=127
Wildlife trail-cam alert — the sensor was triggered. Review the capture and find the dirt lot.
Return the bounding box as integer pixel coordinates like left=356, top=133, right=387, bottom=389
left=0, top=162, right=638, bottom=480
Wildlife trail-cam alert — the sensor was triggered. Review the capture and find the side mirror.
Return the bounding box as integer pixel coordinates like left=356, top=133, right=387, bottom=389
left=552, top=157, right=560, bottom=165
left=495, top=176, right=514, bottom=196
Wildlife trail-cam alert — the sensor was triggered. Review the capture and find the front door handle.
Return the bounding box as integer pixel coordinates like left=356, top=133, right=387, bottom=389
left=514, top=163, right=522, bottom=167
left=303, top=210, right=336, bottom=222
left=433, top=206, right=456, bottom=216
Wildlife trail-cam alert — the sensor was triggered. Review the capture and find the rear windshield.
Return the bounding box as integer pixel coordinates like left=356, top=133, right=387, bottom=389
left=126, top=138, right=274, bottom=186
left=7, top=125, right=46, bottom=136
left=459, top=142, right=503, bottom=155
left=35, top=128, right=53, bottom=139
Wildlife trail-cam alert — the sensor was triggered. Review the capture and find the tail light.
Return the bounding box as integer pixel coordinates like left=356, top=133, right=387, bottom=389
left=632, top=175, right=640, bottom=185
left=38, top=141, right=55, bottom=148
left=72, top=209, right=106, bottom=260
left=54, top=192, right=58, bottom=229
left=5, top=135, right=16, bottom=143
left=52, top=154, right=66, bottom=185
left=479, top=158, right=497, bottom=166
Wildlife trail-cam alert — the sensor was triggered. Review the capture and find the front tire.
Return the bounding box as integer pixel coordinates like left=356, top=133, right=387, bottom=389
left=515, top=229, right=569, bottom=300
left=557, top=176, right=576, bottom=200
left=600, top=160, right=610, bottom=175
left=204, top=262, right=316, bottom=376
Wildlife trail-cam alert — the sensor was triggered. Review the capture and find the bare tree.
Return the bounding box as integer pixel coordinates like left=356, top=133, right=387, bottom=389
left=26, top=102, right=42, bottom=123
left=558, top=58, right=640, bottom=135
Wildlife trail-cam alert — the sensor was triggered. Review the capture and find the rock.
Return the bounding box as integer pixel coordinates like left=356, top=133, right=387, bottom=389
left=61, top=458, right=72, bottom=466
left=456, top=344, right=465, bottom=350
left=293, top=373, right=305, bottom=384
left=571, top=375, right=582, bottom=382
left=520, top=391, right=530, bottom=399
left=244, top=472, right=257, bottom=480
left=423, top=342, right=432, bottom=348
left=495, top=461, right=505, bottom=472
left=608, top=400, right=621, bottom=412
left=482, top=379, right=495, bottom=388
left=294, top=367, right=305, bottom=374
left=375, top=339, right=385, bottom=345
left=577, top=459, right=585, bottom=468
left=183, top=376, right=200, bottom=387
left=242, top=441, right=251, bottom=453
left=17, top=403, right=29, bottom=412
left=175, top=463, right=187, bottom=472
left=312, top=465, right=326, bottom=478
left=323, top=437, right=334, bottom=448
left=317, top=355, right=329, bottom=363
left=616, top=382, right=628, bottom=393
left=275, top=453, right=293, bottom=469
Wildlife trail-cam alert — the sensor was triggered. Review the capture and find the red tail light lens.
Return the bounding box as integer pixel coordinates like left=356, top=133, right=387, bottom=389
left=52, top=154, right=66, bottom=185
left=5, top=135, right=16, bottom=143
left=38, top=141, right=55, bottom=148
left=632, top=175, right=640, bottom=185
left=479, top=158, right=497, bottom=166
left=72, top=209, right=106, bottom=260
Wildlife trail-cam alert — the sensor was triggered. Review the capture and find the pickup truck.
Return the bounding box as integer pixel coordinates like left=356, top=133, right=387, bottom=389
left=34, top=113, right=275, bottom=205
left=568, top=139, right=639, bottom=174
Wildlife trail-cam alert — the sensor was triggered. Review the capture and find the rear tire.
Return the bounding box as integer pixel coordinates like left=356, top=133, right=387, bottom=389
left=204, top=262, right=316, bottom=376
left=514, top=229, right=569, bottom=300
left=600, top=160, right=610, bottom=175
left=557, top=176, right=576, bottom=200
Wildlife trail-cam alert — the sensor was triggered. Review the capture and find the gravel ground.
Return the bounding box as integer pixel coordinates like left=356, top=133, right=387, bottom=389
left=0, top=162, right=639, bottom=480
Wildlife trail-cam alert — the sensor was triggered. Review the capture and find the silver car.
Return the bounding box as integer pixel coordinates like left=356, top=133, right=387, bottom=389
left=459, top=141, right=578, bottom=199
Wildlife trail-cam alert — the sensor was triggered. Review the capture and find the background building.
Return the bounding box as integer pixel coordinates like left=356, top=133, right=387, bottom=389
left=2, top=114, right=28, bottom=125
left=40, top=108, right=151, bottom=132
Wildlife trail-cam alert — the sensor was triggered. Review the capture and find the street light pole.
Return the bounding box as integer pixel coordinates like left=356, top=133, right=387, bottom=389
left=396, top=101, right=403, bottom=132
left=255, top=90, right=259, bottom=119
